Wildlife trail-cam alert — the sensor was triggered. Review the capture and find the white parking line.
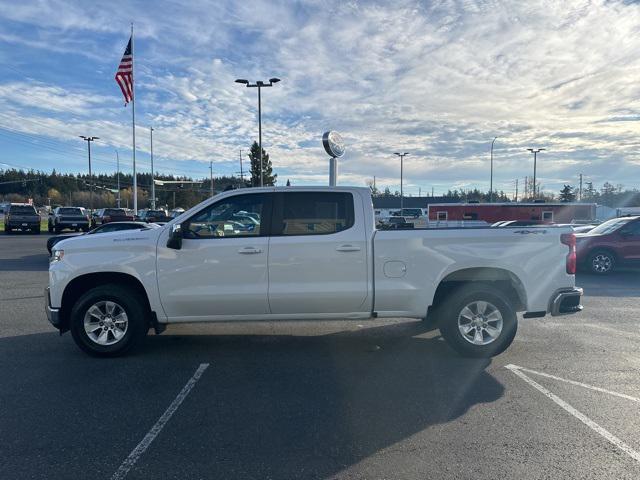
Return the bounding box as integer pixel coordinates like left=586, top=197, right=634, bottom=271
left=111, top=363, right=210, bottom=480
left=506, top=364, right=640, bottom=465
left=507, top=364, right=640, bottom=404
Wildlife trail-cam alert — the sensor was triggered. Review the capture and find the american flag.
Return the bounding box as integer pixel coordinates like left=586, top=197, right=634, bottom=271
left=115, top=37, right=133, bottom=104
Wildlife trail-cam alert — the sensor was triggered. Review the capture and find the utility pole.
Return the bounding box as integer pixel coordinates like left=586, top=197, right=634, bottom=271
left=579, top=173, right=583, bottom=201
left=239, top=149, right=244, bottom=183
left=115, top=149, right=121, bottom=208
left=150, top=127, right=155, bottom=209
left=515, top=178, right=519, bottom=202
left=527, top=148, right=546, bottom=199
left=79, top=136, right=98, bottom=214
left=394, top=152, right=409, bottom=212
left=524, top=176, right=528, bottom=199
left=432, top=187, right=434, bottom=197
left=235, top=78, right=281, bottom=187
left=419, top=187, right=421, bottom=197
left=490, top=137, right=497, bottom=202
left=209, top=161, right=214, bottom=197
left=373, top=176, right=376, bottom=192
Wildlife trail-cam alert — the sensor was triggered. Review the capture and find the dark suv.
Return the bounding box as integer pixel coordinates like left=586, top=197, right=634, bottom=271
left=4, top=204, right=40, bottom=234
left=576, top=215, right=640, bottom=274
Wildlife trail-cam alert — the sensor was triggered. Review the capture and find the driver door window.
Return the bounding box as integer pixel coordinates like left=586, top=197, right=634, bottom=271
left=183, top=194, right=267, bottom=239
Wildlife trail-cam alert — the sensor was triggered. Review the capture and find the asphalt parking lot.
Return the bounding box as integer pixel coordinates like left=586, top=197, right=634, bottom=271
left=1, top=233, right=640, bottom=480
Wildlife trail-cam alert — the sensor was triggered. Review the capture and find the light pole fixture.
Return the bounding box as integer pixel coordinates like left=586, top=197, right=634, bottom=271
left=235, top=77, right=281, bottom=187
left=79, top=136, right=99, bottom=213
left=490, top=137, right=497, bottom=202
left=394, top=152, right=409, bottom=213
left=527, top=148, right=546, bottom=199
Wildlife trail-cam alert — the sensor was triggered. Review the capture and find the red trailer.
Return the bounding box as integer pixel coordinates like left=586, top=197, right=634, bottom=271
left=428, top=202, right=596, bottom=224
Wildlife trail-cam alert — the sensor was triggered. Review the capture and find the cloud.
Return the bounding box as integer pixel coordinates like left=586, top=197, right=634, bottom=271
left=0, top=0, right=639, bottom=195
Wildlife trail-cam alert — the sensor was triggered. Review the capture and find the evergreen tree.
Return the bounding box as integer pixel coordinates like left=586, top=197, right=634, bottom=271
left=248, top=141, right=277, bottom=186
left=559, top=184, right=576, bottom=202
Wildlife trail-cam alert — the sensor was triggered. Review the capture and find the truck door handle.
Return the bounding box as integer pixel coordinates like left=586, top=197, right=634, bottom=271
left=238, top=247, right=262, bottom=254
left=336, top=244, right=361, bottom=252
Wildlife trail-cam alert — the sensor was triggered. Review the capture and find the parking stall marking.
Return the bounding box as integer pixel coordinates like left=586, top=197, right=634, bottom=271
left=506, top=364, right=640, bottom=465
left=507, top=364, right=640, bottom=404
left=111, top=363, right=210, bottom=480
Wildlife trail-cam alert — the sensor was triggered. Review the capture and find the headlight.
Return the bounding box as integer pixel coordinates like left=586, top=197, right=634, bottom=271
left=51, top=249, right=64, bottom=263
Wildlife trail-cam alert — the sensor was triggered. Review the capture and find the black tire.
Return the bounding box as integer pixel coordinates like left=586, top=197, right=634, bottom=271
left=54, top=226, right=61, bottom=234
left=438, top=284, right=517, bottom=358
left=34, top=227, right=41, bottom=234
left=5, top=226, right=11, bottom=234
left=82, top=226, right=90, bottom=232
left=70, top=285, right=149, bottom=357
left=48, top=223, right=53, bottom=233
left=587, top=250, right=615, bottom=275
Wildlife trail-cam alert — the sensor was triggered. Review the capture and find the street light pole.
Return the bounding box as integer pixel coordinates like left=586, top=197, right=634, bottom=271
left=209, top=161, right=214, bottom=197
left=235, top=78, right=281, bottom=187
left=394, top=152, right=409, bottom=213
left=150, top=127, right=155, bottom=209
left=527, top=148, right=546, bottom=199
left=490, top=137, right=497, bottom=202
left=79, top=136, right=98, bottom=214
left=115, top=149, right=121, bottom=208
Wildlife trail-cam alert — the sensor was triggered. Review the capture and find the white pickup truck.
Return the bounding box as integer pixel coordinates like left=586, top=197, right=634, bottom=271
left=46, top=187, right=582, bottom=357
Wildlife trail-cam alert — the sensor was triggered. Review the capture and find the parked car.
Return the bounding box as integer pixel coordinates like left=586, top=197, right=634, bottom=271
left=48, top=207, right=90, bottom=233
left=4, top=204, right=40, bottom=234
left=138, top=209, right=172, bottom=223
left=169, top=208, right=185, bottom=218
left=386, top=216, right=415, bottom=229
left=91, top=208, right=135, bottom=227
left=576, top=215, right=640, bottom=274
left=46, top=187, right=582, bottom=358
left=47, top=221, right=157, bottom=255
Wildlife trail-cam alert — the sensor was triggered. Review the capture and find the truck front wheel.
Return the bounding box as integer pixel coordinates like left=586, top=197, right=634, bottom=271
left=70, top=285, right=148, bottom=357
left=438, top=285, right=517, bottom=358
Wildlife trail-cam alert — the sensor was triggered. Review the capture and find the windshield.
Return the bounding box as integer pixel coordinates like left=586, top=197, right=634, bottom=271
left=9, top=205, right=36, bottom=214
left=104, top=209, right=126, bottom=216
left=58, top=208, right=82, bottom=215
left=588, top=217, right=631, bottom=235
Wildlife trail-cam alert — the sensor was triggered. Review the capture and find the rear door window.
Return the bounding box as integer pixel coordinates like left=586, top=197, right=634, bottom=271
left=273, top=192, right=354, bottom=236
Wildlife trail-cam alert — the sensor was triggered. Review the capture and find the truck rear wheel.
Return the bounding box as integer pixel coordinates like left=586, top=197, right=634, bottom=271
left=438, top=285, right=517, bottom=358
left=70, top=285, right=148, bottom=357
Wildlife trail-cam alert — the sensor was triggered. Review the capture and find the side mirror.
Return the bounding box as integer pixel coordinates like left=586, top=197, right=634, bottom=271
left=167, top=223, right=183, bottom=250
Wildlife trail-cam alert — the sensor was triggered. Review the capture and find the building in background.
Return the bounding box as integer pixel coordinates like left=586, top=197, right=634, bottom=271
left=427, top=202, right=597, bottom=224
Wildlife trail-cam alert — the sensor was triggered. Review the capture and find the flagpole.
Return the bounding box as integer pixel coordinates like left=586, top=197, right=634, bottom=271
left=131, top=22, right=137, bottom=214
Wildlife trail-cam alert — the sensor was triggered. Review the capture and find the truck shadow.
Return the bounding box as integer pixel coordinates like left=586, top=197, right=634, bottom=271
left=138, top=321, right=504, bottom=478
left=0, top=321, right=504, bottom=479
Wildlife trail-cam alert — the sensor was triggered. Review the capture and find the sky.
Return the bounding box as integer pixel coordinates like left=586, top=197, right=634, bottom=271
left=0, top=0, right=639, bottom=197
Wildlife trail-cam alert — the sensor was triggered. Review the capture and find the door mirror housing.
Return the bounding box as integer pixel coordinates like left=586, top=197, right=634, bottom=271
left=167, top=223, right=183, bottom=250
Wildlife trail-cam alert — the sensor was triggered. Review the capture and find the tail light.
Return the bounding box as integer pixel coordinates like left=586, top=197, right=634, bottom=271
left=561, top=233, right=576, bottom=274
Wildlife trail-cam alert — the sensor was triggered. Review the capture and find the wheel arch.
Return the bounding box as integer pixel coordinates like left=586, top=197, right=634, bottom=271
left=60, top=272, right=153, bottom=332
left=430, top=267, right=527, bottom=314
